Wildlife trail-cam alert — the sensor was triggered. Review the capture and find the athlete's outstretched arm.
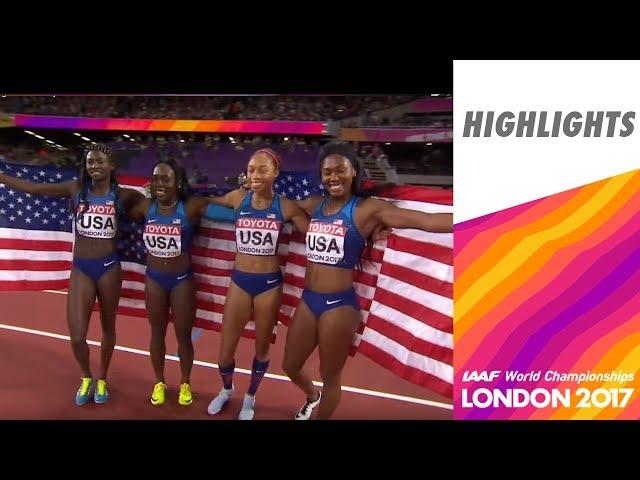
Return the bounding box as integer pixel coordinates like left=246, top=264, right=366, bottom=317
left=119, top=188, right=152, bottom=222
left=292, top=194, right=323, bottom=213
left=204, top=188, right=245, bottom=209
left=0, top=170, right=79, bottom=198
left=186, top=196, right=236, bottom=224
left=365, top=198, right=453, bottom=233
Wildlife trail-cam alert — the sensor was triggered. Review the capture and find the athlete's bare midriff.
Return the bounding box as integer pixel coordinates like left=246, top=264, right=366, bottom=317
left=304, top=262, right=354, bottom=293
left=73, top=235, right=118, bottom=259
left=146, top=252, right=192, bottom=273
left=233, top=252, right=282, bottom=274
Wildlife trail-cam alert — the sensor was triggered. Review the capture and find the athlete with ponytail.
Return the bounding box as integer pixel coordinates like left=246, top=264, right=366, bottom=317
left=204, top=148, right=311, bottom=420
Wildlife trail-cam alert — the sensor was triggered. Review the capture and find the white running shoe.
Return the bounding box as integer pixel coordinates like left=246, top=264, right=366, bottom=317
left=207, top=387, right=233, bottom=415
left=294, top=391, right=322, bottom=420
left=238, top=393, right=256, bottom=420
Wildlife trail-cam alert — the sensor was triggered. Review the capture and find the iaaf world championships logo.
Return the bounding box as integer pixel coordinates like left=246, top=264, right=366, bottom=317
left=459, top=370, right=636, bottom=409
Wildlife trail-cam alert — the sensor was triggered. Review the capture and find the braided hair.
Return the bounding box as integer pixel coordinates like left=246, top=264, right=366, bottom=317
left=74, top=143, right=120, bottom=223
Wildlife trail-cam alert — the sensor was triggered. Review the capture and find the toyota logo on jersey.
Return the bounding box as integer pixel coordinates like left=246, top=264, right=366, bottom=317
left=235, top=217, right=282, bottom=256
left=75, top=204, right=117, bottom=239
left=306, top=220, right=347, bottom=265
left=143, top=223, right=182, bottom=258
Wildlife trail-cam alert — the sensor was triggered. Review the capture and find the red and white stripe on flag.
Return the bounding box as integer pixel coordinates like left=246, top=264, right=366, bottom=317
left=0, top=175, right=453, bottom=397
left=281, top=184, right=453, bottom=397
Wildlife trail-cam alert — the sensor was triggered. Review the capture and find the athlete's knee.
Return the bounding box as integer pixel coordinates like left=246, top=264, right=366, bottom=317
left=149, top=318, right=167, bottom=336
left=282, top=363, right=297, bottom=379
left=100, top=318, right=116, bottom=338
left=150, top=340, right=166, bottom=354
left=69, top=334, right=87, bottom=350
left=254, top=340, right=271, bottom=361
left=149, top=328, right=166, bottom=348
left=219, top=349, right=235, bottom=367
left=175, top=330, right=193, bottom=348
left=320, top=366, right=343, bottom=386
left=100, top=331, right=116, bottom=348
left=282, top=356, right=301, bottom=378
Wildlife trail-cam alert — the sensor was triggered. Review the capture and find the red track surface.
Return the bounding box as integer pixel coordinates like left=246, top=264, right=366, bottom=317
left=0, top=291, right=452, bottom=420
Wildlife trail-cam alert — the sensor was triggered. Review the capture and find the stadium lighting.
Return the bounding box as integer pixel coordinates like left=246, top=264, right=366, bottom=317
left=34, top=135, right=45, bottom=140
left=81, top=136, right=91, bottom=141
left=385, top=142, right=391, bottom=145
left=123, top=134, right=130, bottom=138
left=24, top=130, right=35, bottom=135
left=427, top=142, right=433, bottom=145
left=73, top=133, right=82, bottom=137
left=46, top=140, right=55, bottom=144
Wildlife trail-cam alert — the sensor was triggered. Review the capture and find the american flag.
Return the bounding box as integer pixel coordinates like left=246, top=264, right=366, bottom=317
left=0, top=162, right=77, bottom=290
left=0, top=162, right=453, bottom=397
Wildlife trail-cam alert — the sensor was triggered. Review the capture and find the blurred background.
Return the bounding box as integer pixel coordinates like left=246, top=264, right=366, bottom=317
left=0, top=94, right=452, bottom=190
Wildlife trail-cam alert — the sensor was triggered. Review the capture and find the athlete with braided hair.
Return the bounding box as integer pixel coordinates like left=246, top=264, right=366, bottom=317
left=0, top=143, right=145, bottom=405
